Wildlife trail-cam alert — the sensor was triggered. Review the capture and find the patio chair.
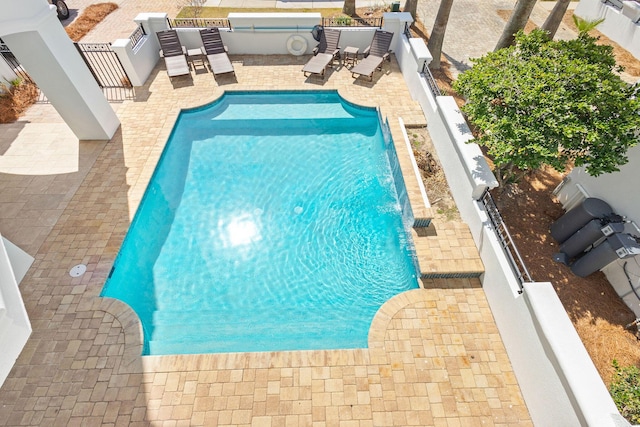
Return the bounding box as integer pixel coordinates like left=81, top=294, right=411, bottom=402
left=351, top=30, right=394, bottom=81
left=156, top=29, right=190, bottom=78
left=199, top=28, right=235, bottom=76
left=302, top=53, right=335, bottom=79
left=312, top=28, right=342, bottom=62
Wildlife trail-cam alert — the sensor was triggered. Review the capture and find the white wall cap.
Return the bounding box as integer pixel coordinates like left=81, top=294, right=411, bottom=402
left=383, top=12, right=414, bottom=23
left=111, top=39, right=130, bottom=49
left=229, top=13, right=321, bottom=18
left=0, top=3, right=55, bottom=38
left=622, top=1, right=640, bottom=20
left=409, top=37, right=432, bottom=62
left=135, top=12, right=168, bottom=22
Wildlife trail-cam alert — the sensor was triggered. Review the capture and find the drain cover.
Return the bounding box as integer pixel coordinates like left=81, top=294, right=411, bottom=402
left=69, top=264, right=87, bottom=277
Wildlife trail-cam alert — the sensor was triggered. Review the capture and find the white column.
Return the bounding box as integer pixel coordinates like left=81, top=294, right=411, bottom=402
left=382, top=12, right=414, bottom=53
left=0, top=0, right=120, bottom=140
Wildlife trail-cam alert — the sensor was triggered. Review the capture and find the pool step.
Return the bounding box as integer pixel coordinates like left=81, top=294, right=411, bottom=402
left=184, top=117, right=378, bottom=134
left=147, top=309, right=368, bottom=355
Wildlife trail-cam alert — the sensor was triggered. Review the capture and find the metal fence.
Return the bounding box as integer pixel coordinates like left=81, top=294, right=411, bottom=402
left=129, top=24, right=146, bottom=50
left=421, top=62, right=442, bottom=97
left=479, top=189, right=532, bottom=288
left=75, top=43, right=131, bottom=89
left=321, top=17, right=383, bottom=27
left=403, top=22, right=412, bottom=39
left=604, top=0, right=624, bottom=9
left=0, top=42, right=34, bottom=85
left=75, top=42, right=134, bottom=101
left=168, top=18, right=231, bottom=28
left=166, top=17, right=382, bottom=29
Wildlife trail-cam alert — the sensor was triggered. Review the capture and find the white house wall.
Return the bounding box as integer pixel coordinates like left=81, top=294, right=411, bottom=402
left=575, top=0, right=640, bottom=59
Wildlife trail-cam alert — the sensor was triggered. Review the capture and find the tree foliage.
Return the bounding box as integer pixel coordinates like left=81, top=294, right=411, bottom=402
left=453, top=29, right=640, bottom=183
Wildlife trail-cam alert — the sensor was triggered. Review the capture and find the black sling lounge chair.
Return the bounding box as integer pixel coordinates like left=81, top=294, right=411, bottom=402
left=351, top=30, right=394, bottom=81
left=199, top=28, right=235, bottom=76
left=156, top=29, right=190, bottom=78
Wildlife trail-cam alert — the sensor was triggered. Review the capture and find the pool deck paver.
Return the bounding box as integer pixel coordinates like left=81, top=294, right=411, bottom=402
left=0, top=54, right=530, bottom=426
left=0, top=0, right=544, bottom=424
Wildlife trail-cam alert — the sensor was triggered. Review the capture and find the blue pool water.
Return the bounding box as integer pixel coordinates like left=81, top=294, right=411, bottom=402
left=101, top=91, right=419, bottom=355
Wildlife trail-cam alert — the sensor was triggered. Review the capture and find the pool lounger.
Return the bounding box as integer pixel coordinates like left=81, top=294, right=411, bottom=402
left=351, top=29, right=393, bottom=82
left=156, top=29, right=191, bottom=78
left=199, top=28, right=235, bottom=76
left=302, top=53, right=334, bottom=79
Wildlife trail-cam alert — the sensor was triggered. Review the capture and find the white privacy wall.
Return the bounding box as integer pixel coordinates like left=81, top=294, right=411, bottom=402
left=395, top=31, right=627, bottom=426
left=575, top=0, right=640, bottom=59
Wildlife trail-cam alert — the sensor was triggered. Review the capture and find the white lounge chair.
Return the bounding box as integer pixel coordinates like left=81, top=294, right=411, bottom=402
left=156, top=29, right=190, bottom=79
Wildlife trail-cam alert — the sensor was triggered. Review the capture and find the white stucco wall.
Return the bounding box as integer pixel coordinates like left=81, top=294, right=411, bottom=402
left=575, top=0, right=640, bottom=59
left=394, top=33, right=627, bottom=426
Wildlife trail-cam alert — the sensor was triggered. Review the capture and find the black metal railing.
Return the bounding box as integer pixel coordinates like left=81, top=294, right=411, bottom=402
left=604, top=0, right=624, bottom=9
left=168, top=18, right=231, bottom=28
left=0, top=43, right=34, bottom=85
left=480, top=189, right=532, bottom=288
left=403, top=22, right=412, bottom=39
left=322, top=17, right=383, bottom=27
left=129, top=24, right=146, bottom=50
left=421, top=62, right=442, bottom=97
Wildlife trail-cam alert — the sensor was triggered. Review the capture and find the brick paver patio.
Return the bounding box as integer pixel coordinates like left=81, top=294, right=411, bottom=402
left=0, top=1, right=543, bottom=424
left=0, top=51, right=531, bottom=426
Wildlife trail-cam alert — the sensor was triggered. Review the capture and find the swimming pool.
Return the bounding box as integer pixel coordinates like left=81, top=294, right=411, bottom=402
left=101, top=90, right=419, bottom=355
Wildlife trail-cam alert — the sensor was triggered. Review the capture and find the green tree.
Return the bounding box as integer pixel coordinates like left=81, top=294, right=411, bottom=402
left=453, top=29, right=640, bottom=185
left=495, top=0, right=537, bottom=50
left=427, top=0, right=454, bottom=70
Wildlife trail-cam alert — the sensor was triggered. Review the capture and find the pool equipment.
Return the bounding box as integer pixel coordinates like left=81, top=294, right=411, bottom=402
left=550, top=197, right=613, bottom=244
left=550, top=197, right=640, bottom=278
left=570, top=232, right=640, bottom=277
left=553, top=213, right=625, bottom=264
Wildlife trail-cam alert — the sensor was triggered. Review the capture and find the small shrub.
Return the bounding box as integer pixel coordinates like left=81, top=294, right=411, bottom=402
left=0, top=79, right=39, bottom=124
left=335, top=16, right=352, bottom=26
left=65, top=3, right=118, bottom=42
left=610, top=360, right=640, bottom=424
